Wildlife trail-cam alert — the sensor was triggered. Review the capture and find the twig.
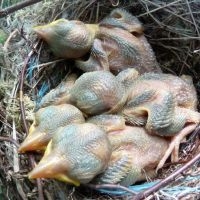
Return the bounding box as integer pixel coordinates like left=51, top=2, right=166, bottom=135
left=132, top=153, right=200, bottom=200
left=12, top=120, right=20, bottom=171
left=12, top=120, right=28, bottom=200
left=32, top=59, right=65, bottom=69
left=0, top=0, right=42, bottom=18
left=0, top=112, right=21, bottom=135
left=0, top=136, right=19, bottom=148
left=3, top=29, right=19, bottom=51
left=185, top=0, right=200, bottom=37
left=15, top=183, right=27, bottom=200
left=20, top=55, right=34, bottom=133
left=139, top=0, right=197, bottom=27
left=29, top=154, right=44, bottom=200
left=19, top=41, right=44, bottom=200
left=150, top=37, right=200, bottom=41
left=87, top=183, right=136, bottom=195
left=0, top=106, right=6, bottom=118
left=138, top=0, right=182, bottom=17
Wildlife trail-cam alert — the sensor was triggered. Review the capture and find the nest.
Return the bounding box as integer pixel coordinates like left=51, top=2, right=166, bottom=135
left=0, top=0, right=200, bottom=199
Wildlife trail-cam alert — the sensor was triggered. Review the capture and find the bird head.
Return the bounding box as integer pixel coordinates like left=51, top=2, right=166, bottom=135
left=28, top=140, right=80, bottom=186
left=33, top=19, right=99, bottom=58
left=100, top=9, right=144, bottom=35
left=18, top=104, right=85, bottom=153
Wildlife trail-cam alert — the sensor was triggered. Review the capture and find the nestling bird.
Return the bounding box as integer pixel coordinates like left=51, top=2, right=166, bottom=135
left=121, top=72, right=200, bottom=169
left=33, top=19, right=99, bottom=58
left=92, top=125, right=169, bottom=186
left=28, top=123, right=112, bottom=186
left=36, top=71, right=127, bottom=115
left=18, top=104, right=85, bottom=152
left=33, top=9, right=161, bottom=74
left=76, top=8, right=161, bottom=74
left=122, top=72, right=198, bottom=131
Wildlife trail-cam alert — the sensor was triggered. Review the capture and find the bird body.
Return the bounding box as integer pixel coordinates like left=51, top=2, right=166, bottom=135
left=135, top=73, right=198, bottom=109
left=87, top=115, right=169, bottom=185
left=68, top=71, right=126, bottom=115
left=122, top=72, right=199, bottom=135
left=35, top=73, right=78, bottom=111
left=99, top=27, right=160, bottom=74
left=87, top=114, right=126, bottom=132
left=94, top=126, right=169, bottom=186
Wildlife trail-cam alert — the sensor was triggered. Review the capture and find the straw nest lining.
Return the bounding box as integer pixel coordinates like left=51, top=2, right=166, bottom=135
left=0, top=0, right=200, bottom=199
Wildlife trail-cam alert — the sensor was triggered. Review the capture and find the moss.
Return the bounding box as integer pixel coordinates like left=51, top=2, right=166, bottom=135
left=0, top=29, right=7, bottom=44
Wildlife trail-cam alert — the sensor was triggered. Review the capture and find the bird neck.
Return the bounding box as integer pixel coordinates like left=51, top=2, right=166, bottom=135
left=85, top=24, right=100, bottom=38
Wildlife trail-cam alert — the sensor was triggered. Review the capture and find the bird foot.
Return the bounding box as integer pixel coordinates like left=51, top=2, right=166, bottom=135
left=156, top=124, right=197, bottom=171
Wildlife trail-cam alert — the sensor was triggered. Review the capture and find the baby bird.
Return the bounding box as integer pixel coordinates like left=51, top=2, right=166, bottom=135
left=28, top=123, right=112, bottom=186
left=87, top=115, right=169, bottom=186
left=121, top=72, right=200, bottom=169
left=33, top=19, right=99, bottom=58
left=76, top=9, right=161, bottom=74
left=122, top=73, right=198, bottom=129
left=36, top=71, right=127, bottom=116
left=18, top=104, right=85, bottom=152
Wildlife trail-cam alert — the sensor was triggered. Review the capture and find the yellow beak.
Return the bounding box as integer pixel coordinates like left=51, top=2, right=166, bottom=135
left=18, top=130, right=47, bottom=153
left=28, top=141, right=80, bottom=186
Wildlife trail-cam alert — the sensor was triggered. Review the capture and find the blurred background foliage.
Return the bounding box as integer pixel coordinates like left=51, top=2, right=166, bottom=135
left=1, top=0, right=22, bottom=8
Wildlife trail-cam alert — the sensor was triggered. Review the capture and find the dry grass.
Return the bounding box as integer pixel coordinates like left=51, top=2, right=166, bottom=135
left=0, top=0, right=200, bottom=199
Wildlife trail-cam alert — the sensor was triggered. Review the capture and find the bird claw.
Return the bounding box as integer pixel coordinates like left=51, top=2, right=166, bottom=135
left=156, top=124, right=197, bottom=171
